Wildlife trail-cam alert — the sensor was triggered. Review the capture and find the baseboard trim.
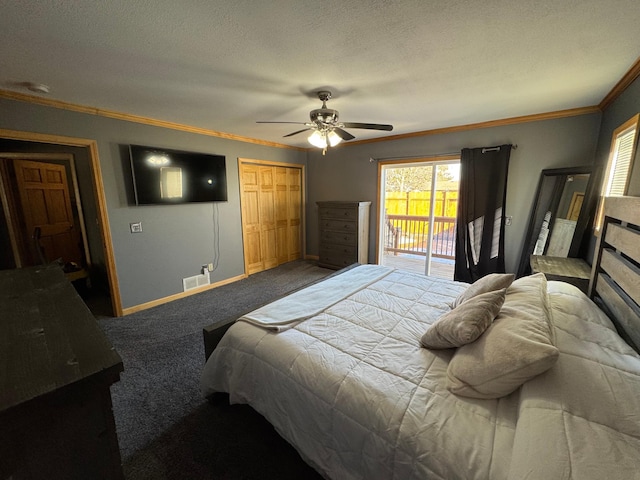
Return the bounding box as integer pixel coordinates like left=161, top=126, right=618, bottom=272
left=121, top=273, right=247, bottom=316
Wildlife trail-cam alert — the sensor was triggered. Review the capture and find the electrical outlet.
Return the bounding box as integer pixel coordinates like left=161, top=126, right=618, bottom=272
left=505, top=216, right=513, bottom=226
left=207, top=263, right=214, bottom=272
left=130, top=222, right=142, bottom=233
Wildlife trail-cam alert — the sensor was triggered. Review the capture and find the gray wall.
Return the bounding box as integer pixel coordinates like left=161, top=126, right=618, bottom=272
left=594, top=75, right=640, bottom=195
left=0, top=98, right=307, bottom=309
left=306, top=113, right=602, bottom=274
left=0, top=94, right=615, bottom=309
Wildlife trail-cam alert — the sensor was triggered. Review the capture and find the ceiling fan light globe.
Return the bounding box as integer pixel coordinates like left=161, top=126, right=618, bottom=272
left=327, top=130, right=343, bottom=147
left=308, top=130, right=328, bottom=148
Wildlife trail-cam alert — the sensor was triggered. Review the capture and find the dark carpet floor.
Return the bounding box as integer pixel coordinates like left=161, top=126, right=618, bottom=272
left=97, top=260, right=332, bottom=479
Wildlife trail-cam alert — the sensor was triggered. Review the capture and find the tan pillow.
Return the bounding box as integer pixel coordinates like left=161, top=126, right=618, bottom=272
left=421, top=289, right=506, bottom=349
left=446, top=273, right=559, bottom=399
left=452, top=273, right=515, bottom=308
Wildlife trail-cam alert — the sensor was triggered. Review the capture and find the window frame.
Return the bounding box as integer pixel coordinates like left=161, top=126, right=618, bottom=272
left=594, top=113, right=640, bottom=233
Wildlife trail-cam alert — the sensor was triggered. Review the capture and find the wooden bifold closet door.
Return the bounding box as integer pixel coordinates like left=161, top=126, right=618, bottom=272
left=239, top=159, right=303, bottom=275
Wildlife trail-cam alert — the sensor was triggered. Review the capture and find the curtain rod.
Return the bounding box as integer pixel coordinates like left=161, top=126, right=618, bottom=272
left=482, top=144, right=518, bottom=154
left=369, top=153, right=459, bottom=163
left=369, top=144, right=517, bottom=163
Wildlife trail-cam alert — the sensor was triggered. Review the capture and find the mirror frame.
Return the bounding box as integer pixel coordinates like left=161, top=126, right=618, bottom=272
left=517, top=165, right=599, bottom=277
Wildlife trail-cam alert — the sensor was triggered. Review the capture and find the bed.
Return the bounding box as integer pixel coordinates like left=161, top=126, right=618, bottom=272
left=201, top=196, right=640, bottom=480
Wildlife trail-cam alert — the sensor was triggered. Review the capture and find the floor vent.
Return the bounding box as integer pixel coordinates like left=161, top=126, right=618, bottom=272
left=182, top=273, right=210, bottom=292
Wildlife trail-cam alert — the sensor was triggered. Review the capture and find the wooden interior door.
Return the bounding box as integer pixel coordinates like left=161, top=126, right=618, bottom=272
left=239, top=164, right=264, bottom=274
left=14, top=159, right=83, bottom=267
left=275, top=167, right=289, bottom=265
left=239, top=160, right=303, bottom=275
left=259, top=166, right=278, bottom=270
left=567, top=192, right=585, bottom=221
left=288, top=167, right=302, bottom=260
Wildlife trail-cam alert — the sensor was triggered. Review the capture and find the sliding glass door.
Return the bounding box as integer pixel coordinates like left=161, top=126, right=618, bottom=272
left=378, top=159, right=460, bottom=279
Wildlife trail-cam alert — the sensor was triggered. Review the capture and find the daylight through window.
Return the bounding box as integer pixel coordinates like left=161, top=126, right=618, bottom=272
left=595, top=114, right=639, bottom=231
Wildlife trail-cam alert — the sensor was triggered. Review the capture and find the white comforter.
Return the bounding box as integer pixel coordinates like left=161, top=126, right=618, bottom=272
left=201, top=266, right=640, bottom=480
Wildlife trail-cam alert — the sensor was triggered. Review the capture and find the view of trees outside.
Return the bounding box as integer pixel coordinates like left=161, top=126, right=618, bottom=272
left=385, top=164, right=459, bottom=218
left=384, top=164, right=457, bottom=192
left=383, top=163, right=460, bottom=269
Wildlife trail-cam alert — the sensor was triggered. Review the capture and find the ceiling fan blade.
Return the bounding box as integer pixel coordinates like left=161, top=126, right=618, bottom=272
left=332, top=127, right=355, bottom=141
left=341, top=122, right=393, bottom=131
left=283, top=128, right=311, bottom=137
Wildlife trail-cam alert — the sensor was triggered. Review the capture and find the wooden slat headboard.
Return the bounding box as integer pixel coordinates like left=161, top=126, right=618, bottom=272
left=588, top=196, right=640, bottom=352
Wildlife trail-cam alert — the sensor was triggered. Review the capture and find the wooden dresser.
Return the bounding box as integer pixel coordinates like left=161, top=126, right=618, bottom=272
left=0, top=264, right=124, bottom=480
left=317, top=201, right=371, bottom=269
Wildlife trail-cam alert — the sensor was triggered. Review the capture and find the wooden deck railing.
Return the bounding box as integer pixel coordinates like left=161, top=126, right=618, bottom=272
left=384, top=214, right=456, bottom=258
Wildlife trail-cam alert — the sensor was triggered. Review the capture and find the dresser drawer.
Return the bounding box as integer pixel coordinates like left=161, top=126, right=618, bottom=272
left=320, top=230, right=357, bottom=246
left=319, top=207, right=360, bottom=220
left=320, top=244, right=358, bottom=257
left=318, top=252, right=358, bottom=269
left=320, top=219, right=358, bottom=233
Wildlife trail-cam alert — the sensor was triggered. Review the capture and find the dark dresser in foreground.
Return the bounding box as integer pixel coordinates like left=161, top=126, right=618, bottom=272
left=317, top=201, right=371, bottom=270
left=0, top=264, right=124, bottom=480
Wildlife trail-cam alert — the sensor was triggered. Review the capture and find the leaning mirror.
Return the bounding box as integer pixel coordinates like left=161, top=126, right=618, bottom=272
left=517, top=165, right=598, bottom=277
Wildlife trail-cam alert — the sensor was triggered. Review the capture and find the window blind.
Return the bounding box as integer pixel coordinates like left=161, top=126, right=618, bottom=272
left=595, top=115, right=639, bottom=232
left=606, top=127, right=636, bottom=196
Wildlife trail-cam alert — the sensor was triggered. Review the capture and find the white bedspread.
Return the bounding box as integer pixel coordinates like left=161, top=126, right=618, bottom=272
left=201, top=266, right=640, bottom=480
left=238, top=264, right=393, bottom=331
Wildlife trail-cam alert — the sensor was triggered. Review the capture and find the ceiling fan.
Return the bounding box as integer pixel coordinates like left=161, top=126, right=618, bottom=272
left=257, top=91, right=393, bottom=154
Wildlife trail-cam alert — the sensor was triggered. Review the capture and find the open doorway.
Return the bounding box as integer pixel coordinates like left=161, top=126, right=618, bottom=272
left=0, top=130, right=121, bottom=317
left=1, top=154, right=91, bottom=270
left=377, top=157, right=460, bottom=279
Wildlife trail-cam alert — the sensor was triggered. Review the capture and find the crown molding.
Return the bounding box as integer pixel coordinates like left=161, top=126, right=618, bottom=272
left=599, top=56, right=640, bottom=111
left=342, top=106, right=601, bottom=147
left=0, top=90, right=304, bottom=151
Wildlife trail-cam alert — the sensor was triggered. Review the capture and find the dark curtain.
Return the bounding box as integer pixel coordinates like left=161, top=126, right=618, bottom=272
left=454, top=144, right=511, bottom=283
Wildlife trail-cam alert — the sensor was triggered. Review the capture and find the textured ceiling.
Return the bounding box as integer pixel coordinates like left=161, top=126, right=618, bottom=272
left=2, top=0, right=640, bottom=148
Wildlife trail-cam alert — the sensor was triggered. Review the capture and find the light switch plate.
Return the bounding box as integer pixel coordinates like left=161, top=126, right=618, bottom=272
left=130, top=222, right=143, bottom=233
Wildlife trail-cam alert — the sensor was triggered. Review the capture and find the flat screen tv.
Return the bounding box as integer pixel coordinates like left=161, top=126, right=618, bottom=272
left=129, top=145, right=227, bottom=205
